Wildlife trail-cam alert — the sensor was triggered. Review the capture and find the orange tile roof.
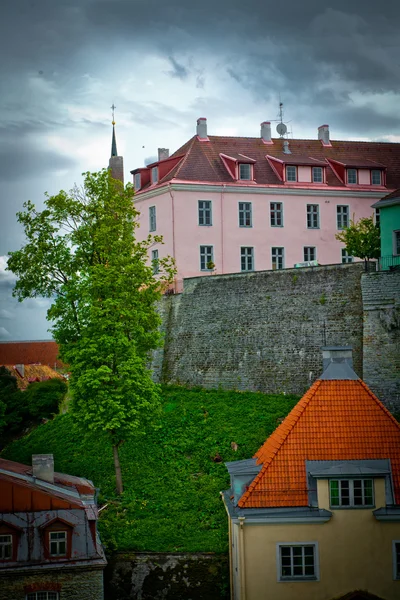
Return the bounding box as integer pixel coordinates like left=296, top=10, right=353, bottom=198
left=5, top=364, right=65, bottom=390
left=238, top=380, right=400, bottom=509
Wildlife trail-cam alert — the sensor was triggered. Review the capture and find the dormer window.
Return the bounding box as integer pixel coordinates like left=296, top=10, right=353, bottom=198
left=371, top=169, right=382, bottom=185
left=0, top=534, right=12, bottom=560
left=239, top=163, right=252, bottom=180
left=347, top=168, right=357, bottom=184
left=151, top=166, right=158, bottom=184
left=330, top=479, right=373, bottom=508
left=312, top=167, right=323, bottom=183
left=134, top=173, right=141, bottom=191
left=49, top=531, right=67, bottom=557
left=286, top=165, right=297, bottom=182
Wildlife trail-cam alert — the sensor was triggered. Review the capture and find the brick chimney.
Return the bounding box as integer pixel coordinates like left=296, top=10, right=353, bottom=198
left=196, top=117, right=208, bottom=140
left=158, top=148, right=169, bottom=161
left=318, top=124, right=331, bottom=147
left=32, top=454, right=54, bottom=484
left=260, top=121, right=273, bottom=144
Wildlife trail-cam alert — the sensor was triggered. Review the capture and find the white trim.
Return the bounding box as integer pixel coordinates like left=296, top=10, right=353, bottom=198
left=393, top=540, right=400, bottom=580
left=276, top=541, right=320, bottom=582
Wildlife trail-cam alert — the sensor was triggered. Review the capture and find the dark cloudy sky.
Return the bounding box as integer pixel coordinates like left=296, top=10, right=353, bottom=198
left=1, top=0, right=400, bottom=340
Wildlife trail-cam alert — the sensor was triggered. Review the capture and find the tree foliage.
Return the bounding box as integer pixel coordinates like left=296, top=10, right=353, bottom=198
left=335, top=215, right=380, bottom=267
left=7, top=170, right=176, bottom=492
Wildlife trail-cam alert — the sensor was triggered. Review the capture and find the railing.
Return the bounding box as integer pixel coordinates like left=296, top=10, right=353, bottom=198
left=378, top=255, right=400, bottom=271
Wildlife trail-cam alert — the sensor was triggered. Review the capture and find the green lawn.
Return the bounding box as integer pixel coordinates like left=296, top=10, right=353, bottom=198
left=2, top=386, right=299, bottom=553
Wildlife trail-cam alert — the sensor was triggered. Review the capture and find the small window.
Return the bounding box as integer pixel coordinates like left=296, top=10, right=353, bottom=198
left=198, top=200, right=212, bottom=226
left=241, top=247, right=254, bottom=272
left=304, top=247, right=316, bottom=262
left=239, top=163, right=252, bottom=180
left=278, top=543, right=318, bottom=581
left=307, top=204, right=319, bottom=229
left=0, top=534, right=12, bottom=560
left=347, top=168, right=357, bottom=184
left=151, top=249, right=159, bottom=275
left=393, top=541, right=400, bottom=580
left=272, top=247, right=284, bottom=270
left=134, top=173, right=141, bottom=191
left=200, top=246, right=214, bottom=271
left=394, top=231, right=400, bottom=256
left=270, top=202, right=283, bottom=227
left=371, top=170, right=382, bottom=185
left=312, top=167, right=323, bottom=183
left=341, top=249, right=353, bottom=264
left=151, top=166, right=158, bottom=184
left=149, top=206, right=156, bottom=232
left=337, top=205, right=349, bottom=230
left=375, top=208, right=380, bottom=228
left=286, top=165, right=297, bottom=182
left=27, top=593, right=59, bottom=600
left=330, top=479, right=374, bottom=507
left=238, top=202, right=252, bottom=227
left=49, top=531, right=67, bottom=557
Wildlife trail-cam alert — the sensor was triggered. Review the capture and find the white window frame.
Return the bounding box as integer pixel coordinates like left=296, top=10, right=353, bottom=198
left=49, top=530, right=67, bottom=557
left=26, top=593, right=59, bottom=600
left=306, top=204, right=319, bottom=229
left=304, top=247, right=316, bottom=262
left=394, top=231, right=400, bottom=256
left=341, top=248, right=353, bottom=264
left=347, top=168, right=358, bottom=184
left=0, top=534, right=12, bottom=559
left=371, top=169, right=382, bottom=185
left=272, top=247, right=284, bottom=270
left=329, top=479, right=374, bottom=508
left=238, top=202, right=252, bottom=227
left=238, top=163, right=252, bottom=181
left=312, top=166, right=323, bottom=183
left=241, top=247, right=254, bottom=272
left=270, top=202, right=283, bottom=227
left=198, top=200, right=212, bottom=226
left=151, top=249, right=159, bottom=275
left=276, top=542, right=319, bottom=582
left=149, top=206, right=156, bottom=232
left=393, top=540, right=400, bottom=580
left=337, top=205, right=349, bottom=230
left=134, top=173, right=141, bottom=191
left=286, top=165, right=297, bottom=182
left=151, top=166, right=158, bottom=184
left=200, top=245, right=214, bottom=271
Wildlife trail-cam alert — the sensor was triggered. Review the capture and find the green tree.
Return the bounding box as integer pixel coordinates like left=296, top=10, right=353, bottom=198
left=335, top=215, right=380, bottom=270
left=7, top=170, right=175, bottom=493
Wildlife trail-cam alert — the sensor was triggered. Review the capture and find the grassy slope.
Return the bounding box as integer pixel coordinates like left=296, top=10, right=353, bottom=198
left=2, top=386, right=298, bottom=553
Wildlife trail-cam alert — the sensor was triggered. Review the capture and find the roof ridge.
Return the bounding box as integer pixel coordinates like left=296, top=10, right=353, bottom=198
left=169, top=136, right=196, bottom=180
left=238, top=380, right=322, bottom=507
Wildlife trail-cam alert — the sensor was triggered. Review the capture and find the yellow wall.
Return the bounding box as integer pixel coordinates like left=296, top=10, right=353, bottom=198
left=231, top=479, right=400, bottom=600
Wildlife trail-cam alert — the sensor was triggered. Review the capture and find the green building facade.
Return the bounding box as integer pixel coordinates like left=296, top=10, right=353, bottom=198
left=372, top=190, right=400, bottom=270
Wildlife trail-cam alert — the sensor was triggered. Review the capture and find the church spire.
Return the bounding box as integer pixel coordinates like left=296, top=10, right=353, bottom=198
left=108, top=103, right=124, bottom=184
left=111, top=103, right=118, bottom=157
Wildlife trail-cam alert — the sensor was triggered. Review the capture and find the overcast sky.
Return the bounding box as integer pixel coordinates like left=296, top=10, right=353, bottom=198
left=1, top=0, right=400, bottom=340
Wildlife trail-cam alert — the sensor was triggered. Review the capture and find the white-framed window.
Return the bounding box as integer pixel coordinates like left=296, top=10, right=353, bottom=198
left=375, top=208, right=380, bottom=228
left=371, top=169, right=382, bottom=185
left=394, top=231, right=400, bottom=256
left=238, top=202, right=252, bottom=227
left=307, top=204, right=319, bottom=229
left=330, top=479, right=374, bottom=507
left=393, top=540, right=400, bottom=580
left=272, top=247, right=284, bottom=270
left=151, top=166, right=158, bottom=184
left=304, top=247, right=316, bottom=262
left=149, top=206, right=156, bottom=232
left=0, top=534, right=12, bottom=559
left=26, top=593, right=59, bottom=600
left=312, top=167, right=323, bottom=183
left=134, top=173, right=141, bottom=191
left=277, top=542, right=319, bottom=581
left=151, top=249, right=159, bottom=275
left=200, top=245, right=214, bottom=271
left=241, top=247, right=254, bottom=272
left=49, top=531, right=67, bottom=556
left=337, top=205, right=349, bottom=230
left=270, top=202, right=283, bottom=227
left=341, top=249, right=354, bottom=264
left=198, top=200, right=212, bottom=226
left=347, top=168, right=357, bottom=184
left=238, top=163, right=252, bottom=180
left=286, top=165, right=297, bottom=182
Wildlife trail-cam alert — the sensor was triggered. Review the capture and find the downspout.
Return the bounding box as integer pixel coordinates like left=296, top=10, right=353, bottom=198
left=238, top=516, right=246, bottom=600
left=221, top=492, right=234, bottom=600
left=220, top=184, right=226, bottom=274
left=168, top=183, right=177, bottom=290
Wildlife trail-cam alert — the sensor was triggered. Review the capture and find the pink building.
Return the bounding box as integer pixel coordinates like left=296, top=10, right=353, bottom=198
left=130, top=119, right=400, bottom=286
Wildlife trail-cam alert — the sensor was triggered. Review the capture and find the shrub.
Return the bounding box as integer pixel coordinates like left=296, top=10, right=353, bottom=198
left=24, top=378, right=67, bottom=419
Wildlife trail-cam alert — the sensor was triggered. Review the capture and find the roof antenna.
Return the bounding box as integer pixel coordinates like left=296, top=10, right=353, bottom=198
left=276, top=101, right=288, bottom=139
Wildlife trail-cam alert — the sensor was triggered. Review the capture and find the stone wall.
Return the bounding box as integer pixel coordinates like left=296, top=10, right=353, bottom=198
left=158, top=264, right=366, bottom=397
left=104, top=552, right=229, bottom=600
left=362, top=271, right=400, bottom=410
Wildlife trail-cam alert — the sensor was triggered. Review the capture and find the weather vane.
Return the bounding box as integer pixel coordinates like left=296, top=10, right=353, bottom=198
left=111, top=103, right=116, bottom=125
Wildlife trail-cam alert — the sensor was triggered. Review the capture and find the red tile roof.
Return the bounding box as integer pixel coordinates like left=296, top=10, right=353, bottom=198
left=238, top=379, right=400, bottom=509
left=0, top=341, right=63, bottom=369
left=133, top=135, right=400, bottom=192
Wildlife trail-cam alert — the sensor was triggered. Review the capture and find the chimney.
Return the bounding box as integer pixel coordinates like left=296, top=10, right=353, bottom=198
left=196, top=117, right=208, bottom=140
left=15, top=364, right=24, bottom=377
left=260, top=121, right=273, bottom=144
left=32, top=454, right=54, bottom=484
left=319, top=346, right=359, bottom=381
left=318, top=124, right=331, bottom=147
left=158, top=148, right=169, bottom=161
left=283, top=140, right=291, bottom=154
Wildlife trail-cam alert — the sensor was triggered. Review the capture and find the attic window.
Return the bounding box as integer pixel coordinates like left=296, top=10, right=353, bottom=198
left=371, top=169, right=382, bottom=185
left=330, top=479, right=374, bottom=507
left=0, top=534, right=12, bottom=560
left=347, top=168, right=357, bottom=184
left=312, top=167, right=323, bottom=183
left=151, top=166, right=158, bottom=184
left=286, top=165, right=297, bottom=182
left=134, top=173, right=141, bottom=191
left=239, top=163, right=252, bottom=181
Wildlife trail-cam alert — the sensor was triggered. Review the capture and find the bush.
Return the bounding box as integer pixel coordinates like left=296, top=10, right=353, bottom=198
left=24, top=378, right=67, bottom=419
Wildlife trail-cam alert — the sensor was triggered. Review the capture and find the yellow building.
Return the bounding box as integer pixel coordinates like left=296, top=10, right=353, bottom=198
left=222, top=347, right=400, bottom=600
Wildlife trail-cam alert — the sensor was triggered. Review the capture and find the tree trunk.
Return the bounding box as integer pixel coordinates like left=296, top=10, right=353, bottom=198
left=112, top=444, right=123, bottom=495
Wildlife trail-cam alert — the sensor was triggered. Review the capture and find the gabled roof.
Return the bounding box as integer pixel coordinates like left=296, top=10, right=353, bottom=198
left=132, top=135, right=400, bottom=192
left=0, top=340, right=63, bottom=368
left=238, top=378, right=400, bottom=509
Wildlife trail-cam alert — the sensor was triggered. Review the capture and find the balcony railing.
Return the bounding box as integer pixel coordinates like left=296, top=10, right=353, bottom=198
left=378, top=255, right=400, bottom=271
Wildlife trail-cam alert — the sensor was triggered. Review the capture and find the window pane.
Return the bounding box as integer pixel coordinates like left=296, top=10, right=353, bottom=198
left=281, top=546, right=291, bottom=557
left=371, top=170, right=381, bottom=185
left=305, top=565, right=315, bottom=576
left=239, top=163, right=251, bottom=180
left=286, top=166, right=297, bottom=182
left=293, top=565, right=303, bottom=575
left=312, top=167, right=323, bottom=183
left=347, top=169, right=357, bottom=184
